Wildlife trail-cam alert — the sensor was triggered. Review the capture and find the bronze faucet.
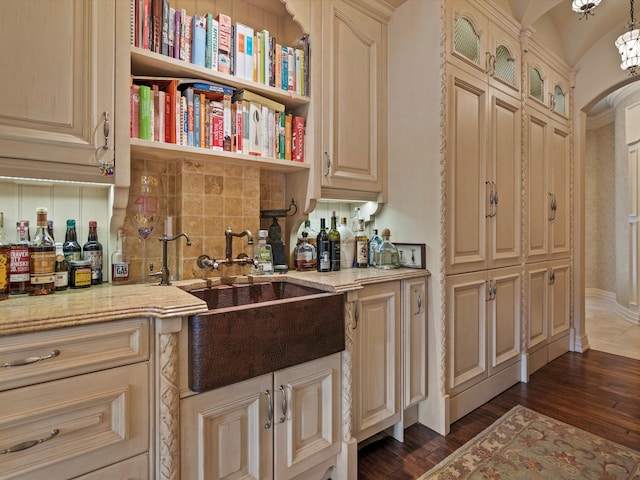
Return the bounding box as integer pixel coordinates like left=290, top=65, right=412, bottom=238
left=149, top=232, right=192, bottom=285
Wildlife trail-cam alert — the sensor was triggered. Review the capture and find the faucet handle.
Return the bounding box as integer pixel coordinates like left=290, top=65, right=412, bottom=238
left=198, top=255, right=219, bottom=271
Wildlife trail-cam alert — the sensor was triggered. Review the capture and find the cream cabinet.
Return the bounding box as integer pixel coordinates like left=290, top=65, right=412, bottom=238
left=401, top=277, right=427, bottom=410
left=0, top=0, right=116, bottom=183
left=352, top=281, right=401, bottom=442
left=446, top=266, right=521, bottom=421
left=525, top=260, right=571, bottom=375
left=180, top=353, right=341, bottom=480
left=317, top=0, right=387, bottom=202
left=0, top=319, right=150, bottom=480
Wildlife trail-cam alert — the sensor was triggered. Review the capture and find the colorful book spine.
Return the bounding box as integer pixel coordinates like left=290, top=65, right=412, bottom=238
left=152, top=85, right=160, bottom=141
left=139, top=85, right=151, bottom=140
left=131, top=83, right=140, bottom=138
left=223, top=94, right=232, bottom=151
left=193, top=91, right=201, bottom=147
left=278, top=110, right=285, bottom=159
left=248, top=102, right=262, bottom=156
left=158, top=90, right=165, bottom=142
left=216, top=13, right=231, bottom=74
left=205, top=13, right=213, bottom=69
left=168, top=7, right=175, bottom=57
left=200, top=93, right=206, bottom=148
left=184, top=13, right=193, bottom=63
left=287, top=47, right=295, bottom=91
left=234, top=23, right=247, bottom=80
left=161, top=0, right=169, bottom=55
left=179, top=9, right=186, bottom=61
left=244, top=26, right=254, bottom=81
left=211, top=101, right=224, bottom=151
left=180, top=95, right=187, bottom=145
left=192, top=14, right=206, bottom=67
left=174, top=9, right=181, bottom=59
left=281, top=45, right=288, bottom=91
left=211, top=18, right=219, bottom=71
left=292, top=116, right=305, bottom=162
left=241, top=99, right=250, bottom=155
left=186, top=87, right=194, bottom=146
left=164, top=89, right=172, bottom=143
left=284, top=112, right=292, bottom=160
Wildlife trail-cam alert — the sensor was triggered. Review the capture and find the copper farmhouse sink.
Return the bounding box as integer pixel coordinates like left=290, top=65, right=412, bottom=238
left=188, top=281, right=345, bottom=392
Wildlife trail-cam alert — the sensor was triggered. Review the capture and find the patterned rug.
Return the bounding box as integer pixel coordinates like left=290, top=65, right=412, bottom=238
left=420, top=405, right=640, bottom=479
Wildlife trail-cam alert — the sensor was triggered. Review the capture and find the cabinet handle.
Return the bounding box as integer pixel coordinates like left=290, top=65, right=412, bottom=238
left=103, top=111, right=110, bottom=150
left=549, top=270, right=555, bottom=285
left=278, top=385, right=287, bottom=424
left=486, top=181, right=495, bottom=218
left=353, top=304, right=359, bottom=329
left=1, top=429, right=59, bottom=454
left=485, top=52, right=495, bottom=76
left=415, top=292, right=422, bottom=315
left=548, top=192, right=557, bottom=221
left=324, top=151, right=331, bottom=176
left=493, top=183, right=498, bottom=216
left=264, top=390, right=273, bottom=429
left=2, top=349, right=60, bottom=368
left=486, top=281, right=493, bottom=301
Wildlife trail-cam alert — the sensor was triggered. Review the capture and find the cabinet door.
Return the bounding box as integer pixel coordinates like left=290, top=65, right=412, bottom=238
left=488, top=88, right=521, bottom=269
left=446, top=66, right=489, bottom=274
left=402, top=277, right=428, bottom=409
left=353, top=281, right=401, bottom=442
left=526, top=262, right=549, bottom=353
left=446, top=271, right=487, bottom=395
left=320, top=0, right=385, bottom=197
left=548, top=260, right=571, bottom=348
left=549, top=122, right=571, bottom=260
left=0, top=0, right=115, bottom=182
left=181, top=374, right=273, bottom=480
left=526, top=110, right=550, bottom=262
left=487, top=266, right=521, bottom=376
left=274, top=354, right=341, bottom=480
left=446, top=0, right=489, bottom=78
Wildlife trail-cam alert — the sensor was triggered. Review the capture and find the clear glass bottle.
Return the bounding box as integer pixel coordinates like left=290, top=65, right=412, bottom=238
left=254, top=229, right=273, bottom=275
left=83, top=220, right=103, bottom=285
left=355, top=219, right=369, bottom=268
left=54, top=242, right=68, bottom=291
left=338, top=217, right=355, bottom=269
left=0, top=213, right=10, bottom=300
left=316, top=218, right=330, bottom=273
left=10, top=220, right=31, bottom=294
left=368, top=228, right=382, bottom=267
left=29, top=207, right=56, bottom=295
left=111, top=229, right=130, bottom=283
left=302, top=220, right=317, bottom=247
left=375, top=228, right=400, bottom=270
left=328, top=211, right=341, bottom=271
left=63, top=219, right=82, bottom=261
left=351, top=206, right=363, bottom=232
left=295, top=231, right=317, bottom=271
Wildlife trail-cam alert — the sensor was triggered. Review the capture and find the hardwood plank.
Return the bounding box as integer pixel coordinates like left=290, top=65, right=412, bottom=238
left=357, top=350, right=640, bottom=479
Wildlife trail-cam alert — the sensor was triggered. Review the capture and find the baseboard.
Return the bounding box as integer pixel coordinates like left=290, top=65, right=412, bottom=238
left=585, top=288, right=615, bottom=302
left=586, top=288, right=640, bottom=325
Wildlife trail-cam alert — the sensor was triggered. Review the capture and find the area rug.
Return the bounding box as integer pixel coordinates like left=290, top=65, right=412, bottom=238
left=420, top=405, right=640, bottom=479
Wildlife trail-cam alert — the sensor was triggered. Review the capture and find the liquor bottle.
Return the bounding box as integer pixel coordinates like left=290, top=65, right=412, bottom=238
left=83, top=221, right=103, bottom=285
left=368, top=228, right=382, bottom=267
left=295, top=231, right=317, bottom=271
left=111, top=229, right=130, bottom=282
left=302, top=220, right=317, bottom=246
left=254, top=230, right=273, bottom=275
left=328, top=211, right=341, bottom=271
left=10, top=220, right=31, bottom=294
left=338, top=217, right=355, bottom=269
left=54, top=242, right=68, bottom=291
left=375, top=228, right=400, bottom=269
left=29, top=207, right=56, bottom=295
left=63, top=219, right=82, bottom=261
left=0, top=213, right=10, bottom=301
left=355, top=219, right=369, bottom=268
left=47, top=220, right=55, bottom=241
left=316, top=218, right=330, bottom=272
left=351, top=207, right=363, bottom=232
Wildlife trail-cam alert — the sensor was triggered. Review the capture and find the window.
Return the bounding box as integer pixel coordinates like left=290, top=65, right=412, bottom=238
left=530, top=68, right=544, bottom=102
left=553, top=85, right=566, bottom=115
left=494, top=45, right=515, bottom=85
left=454, top=17, right=480, bottom=64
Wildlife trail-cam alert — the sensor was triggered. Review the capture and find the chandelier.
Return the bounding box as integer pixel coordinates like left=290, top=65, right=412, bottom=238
left=615, top=0, right=640, bottom=75
left=572, top=0, right=601, bottom=19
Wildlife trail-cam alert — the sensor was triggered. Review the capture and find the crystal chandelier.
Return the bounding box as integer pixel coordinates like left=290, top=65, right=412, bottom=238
left=615, top=0, right=640, bottom=75
left=572, top=0, right=601, bottom=19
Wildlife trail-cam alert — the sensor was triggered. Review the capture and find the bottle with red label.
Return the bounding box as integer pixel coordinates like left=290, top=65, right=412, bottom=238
left=10, top=220, right=31, bottom=294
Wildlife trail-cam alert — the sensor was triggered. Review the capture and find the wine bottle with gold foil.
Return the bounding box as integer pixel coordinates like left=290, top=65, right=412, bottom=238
left=29, top=207, right=56, bottom=295
left=328, top=211, right=341, bottom=271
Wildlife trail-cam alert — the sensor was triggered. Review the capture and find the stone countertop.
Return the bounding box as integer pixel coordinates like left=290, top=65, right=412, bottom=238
left=0, top=267, right=430, bottom=336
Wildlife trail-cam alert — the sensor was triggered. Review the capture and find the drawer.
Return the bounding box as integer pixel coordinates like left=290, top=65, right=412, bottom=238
left=73, top=453, right=149, bottom=480
left=0, top=318, right=149, bottom=391
left=0, top=362, right=149, bottom=480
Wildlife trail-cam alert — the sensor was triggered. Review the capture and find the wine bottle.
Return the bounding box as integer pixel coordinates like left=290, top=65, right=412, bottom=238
left=328, top=211, right=341, bottom=271
left=83, top=221, right=103, bottom=285
left=0, top=213, right=10, bottom=300
left=10, top=220, right=31, bottom=294
left=29, top=207, right=56, bottom=295
left=316, top=218, right=330, bottom=272
left=63, top=219, right=82, bottom=261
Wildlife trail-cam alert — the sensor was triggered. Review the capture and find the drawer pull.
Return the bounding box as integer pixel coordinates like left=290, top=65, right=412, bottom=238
left=2, top=349, right=60, bottom=367
left=1, top=429, right=59, bottom=454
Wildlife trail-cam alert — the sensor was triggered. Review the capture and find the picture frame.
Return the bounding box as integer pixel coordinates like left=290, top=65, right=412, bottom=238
left=395, top=243, right=426, bottom=269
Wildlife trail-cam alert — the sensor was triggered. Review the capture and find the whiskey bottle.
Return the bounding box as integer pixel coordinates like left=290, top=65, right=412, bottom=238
left=328, top=211, right=341, bottom=271
left=295, top=231, right=317, bottom=271
left=83, top=221, right=103, bottom=285
left=29, top=207, right=56, bottom=295
left=10, top=220, right=31, bottom=294
left=355, top=219, right=368, bottom=268
left=316, top=218, right=330, bottom=272
left=0, top=213, right=10, bottom=301
left=54, top=242, right=68, bottom=291
left=63, top=219, right=82, bottom=261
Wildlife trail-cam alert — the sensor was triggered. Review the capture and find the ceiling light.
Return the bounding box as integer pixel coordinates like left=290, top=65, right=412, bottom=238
left=615, top=0, right=640, bottom=75
left=572, top=0, right=601, bottom=19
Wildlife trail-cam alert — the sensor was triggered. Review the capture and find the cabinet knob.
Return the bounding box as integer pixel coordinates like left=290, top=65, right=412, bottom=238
left=324, top=151, right=332, bottom=176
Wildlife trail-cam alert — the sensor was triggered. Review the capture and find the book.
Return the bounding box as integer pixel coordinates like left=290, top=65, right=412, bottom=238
left=173, top=9, right=181, bottom=59
left=185, top=87, right=194, bottom=146
left=131, top=83, right=140, bottom=138
left=180, top=79, right=234, bottom=96
left=158, top=90, right=166, bottom=142
left=248, top=101, right=262, bottom=156
left=244, top=25, right=254, bottom=82
left=233, top=101, right=242, bottom=152
left=223, top=94, right=232, bottom=151
left=130, top=0, right=136, bottom=46
left=142, top=0, right=150, bottom=50
left=292, top=116, right=305, bottom=162
left=168, top=7, right=175, bottom=57
left=241, top=99, right=250, bottom=155
left=152, top=84, right=160, bottom=140
left=284, top=112, right=292, bottom=160
left=180, top=95, right=187, bottom=145
left=261, top=105, right=269, bottom=157
left=269, top=36, right=276, bottom=87
left=131, top=76, right=179, bottom=144
left=260, top=30, right=269, bottom=85
left=199, top=93, right=206, bottom=148
left=205, top=14, right=213, bottom=69
left=216, top=13, right=231, bottom=74
left=139, top=84, right=151, bottom=140
left=164, top=89, right=172, bottom=143
left=179, top=9, right=186, bottom=61
left=184, top=13, right=192, bottom=63
left=210, top=100, right=224, bottom=150
left=161, top=0, right=169, bottom=55
left=231, top=89, right=284, bottom=112
left=234, top=22, right=248, bottom=80
left=281, top=45, right=289, bottom=91
left=275, top=43, right=282, bottom=91
left=287, top=47, right=295, bottom=91
left=210, top=17, right=219, bottom=70
left=152, top=0, right=161, bottom=53
left=192, top=14, right=206, bottom=67
left=193, top=90, right=200, bottom=147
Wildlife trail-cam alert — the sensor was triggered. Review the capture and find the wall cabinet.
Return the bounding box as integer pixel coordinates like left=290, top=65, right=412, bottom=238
left=446, top=266, right=521, bottom=420
left=180, top=353, right=341, bottom=480
left=401, top=277, right=428, bottom=410
left=317, top=0, right=387, bottom=202
left=0, top=0, right=115, bottom=183
left=526, top=260, right=571, bottom=375
left=352, top=281, right=401, bottom=442
left=0, top=319, right=150, bottom=480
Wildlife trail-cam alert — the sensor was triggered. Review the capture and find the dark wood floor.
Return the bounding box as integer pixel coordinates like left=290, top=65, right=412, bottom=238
left=357, top=349, right=640, bottom=479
